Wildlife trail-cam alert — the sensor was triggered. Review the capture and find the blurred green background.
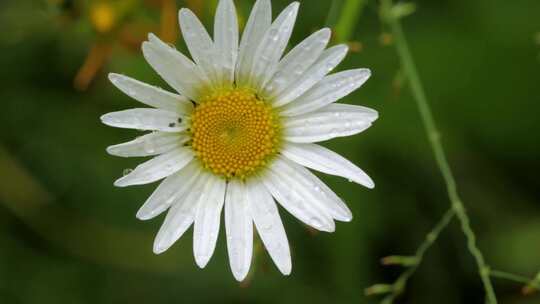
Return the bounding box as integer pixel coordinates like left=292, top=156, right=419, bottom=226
left=0, top=0, right=539, bottom=303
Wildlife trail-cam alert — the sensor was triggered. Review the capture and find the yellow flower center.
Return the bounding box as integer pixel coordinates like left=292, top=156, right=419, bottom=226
left=190, top=88, right=281, bottom=179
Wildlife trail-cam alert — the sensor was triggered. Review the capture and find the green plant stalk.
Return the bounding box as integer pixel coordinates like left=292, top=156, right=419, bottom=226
left=380, top=209, right=455, bottom=303
left=325, top=0, right=343, bottom=27
left=490, top=270, right=540, bottom=289
left=381, top=0, right=498, bottom=303
left=334, top=0, right=367, bottom=42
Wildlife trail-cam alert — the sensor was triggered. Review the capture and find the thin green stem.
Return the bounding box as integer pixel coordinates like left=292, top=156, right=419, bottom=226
left=325, top=0, right=343, bottom=28
left=381, top=209, right=455, bottom=303
left=381, top=0, right=497, bottom=303
left=490, top=270, right=540, bottom=289
left=334, top=0, right=368, bottom=43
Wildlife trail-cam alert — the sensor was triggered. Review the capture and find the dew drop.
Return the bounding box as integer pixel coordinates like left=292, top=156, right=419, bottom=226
left=262, top=222, right=273, bottom=231
left=268, top=29, right=279, bottom=41
left=143, top=138, right=156, bottom=154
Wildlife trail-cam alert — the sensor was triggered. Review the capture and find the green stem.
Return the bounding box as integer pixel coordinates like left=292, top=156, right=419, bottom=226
left=334, top=0, right=367, bottom=43
left=382, top=209, right=455, bottom=303
left=381, top=0, right=497, bottom=303
left=490, top=270, right=540, bottom=289
left=325, top=0, right=343, bottom=28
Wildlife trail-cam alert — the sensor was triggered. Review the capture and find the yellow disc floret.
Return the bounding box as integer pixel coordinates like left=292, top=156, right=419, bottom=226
left=190, top=88, right=281, bottom=179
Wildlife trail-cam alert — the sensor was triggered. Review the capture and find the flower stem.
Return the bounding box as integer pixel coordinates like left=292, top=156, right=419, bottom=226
left=334, top=0, right=367, bottom=43
left=490, top=270, right=540, bottom=289
left=380, top=209, right=455, bottom=303
left=381, top=0, right=498, bottom=303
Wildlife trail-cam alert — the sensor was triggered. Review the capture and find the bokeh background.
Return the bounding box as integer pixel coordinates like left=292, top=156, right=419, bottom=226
left=1, top=0, right=539, bottom=303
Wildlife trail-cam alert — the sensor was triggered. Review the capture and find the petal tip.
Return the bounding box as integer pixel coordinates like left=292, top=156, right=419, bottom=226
left=105, top=145, right=117, bottom=156
left=280, top=263, right=292, bottom=276
left=341, top=214, right=353, bottom=222
left=153, top=242, right=167, bottom=255
left=108, top=73, right=120, bottom=82
left=113, top=177, right=129, bottom=188
left=147, top=32, right=157, bottom=41
left=136, top=209, right=151, bottom=221
left=321, top=27, right=332, bottom=35
left=232, top=270, right=249, bottom=282
left=195, top=256, right=211, bottom=269
left=141, top=41, right=152, bottom=54
left=290, top=2, right=300, bottom=14
left=178, top=7, right=192, bottom=18
left=100, top=113, right=113, bottom=125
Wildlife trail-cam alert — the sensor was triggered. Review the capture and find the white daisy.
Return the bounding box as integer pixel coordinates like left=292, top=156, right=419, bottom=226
left=102, top=0, right=377, bottom=281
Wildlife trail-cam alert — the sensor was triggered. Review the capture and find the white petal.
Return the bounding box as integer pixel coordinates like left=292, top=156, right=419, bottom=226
left=283, top=103, right=378, bottom=143
left=225, top=180, right=253, bottom=281
left=114, top=148, right=194, bottom=187
left=268, top=157, right=351, bottom=222
left=282, top=143, right=374, bottom=188
left=236, top=0, right=272, bottom=87
left=100, top=108, right=187, bottom=132
left=249, top=2, right=299, bottom=90
left=193, top=174, right=226, bottom=268
left=214, top=0, right=239, bottom=86
left=153, top=171, right=208, bottom=254
left=261, top=157, right=336, bottom=231
left=246, top=178, right=291, bottom=275
left=280, top=69, right=371, bottom=116
left=142, top=34, right=209, bottom=101
left=263, top=28, right=331, bottom=99
left=108, top=73, right=194, bottom=114
left=107, top=132, right=189, bottom=158
left=136, top=160, right=201, bottom=220
left=273, top=44, right=349, bottom=107
left=179, top=9, right=220, bottom=86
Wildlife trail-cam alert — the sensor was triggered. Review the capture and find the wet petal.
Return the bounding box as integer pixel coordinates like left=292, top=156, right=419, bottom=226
left=282, top=143, right=374, bottom=188
left=283, top=103, right=378, bottom=143
left=107, top=132, right=188, bottom=158
left=214, top=0, right=239, bottom=86
left=142, top=34, right=209, bottom=101
left=273, top=45, right=349, bottom=107
left=249, top=2, right=299, bottom=90
left=114, top=148, right=194, bottom=187
left=193, top=174, right=226, bottom=268
left=280, top=69, right=371, bottom=116
left=108, top=73, right=194, bottom=114
left=225, top=180, right=253, bottom=281
left=236, top=0, right=272, bottom=87
left=263, top=28, right=331, bottom=99
left=153, top=172, right=208, bottom=254
left=261, top=157, right=336, bottom=231
left=100, top=108, right=187, bottom=132
left=247, top=178, right=291, bottom=275
left=136, top=161, right=201, bottom=220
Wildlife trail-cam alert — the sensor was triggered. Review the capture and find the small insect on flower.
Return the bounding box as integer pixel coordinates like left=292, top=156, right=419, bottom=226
left=101, top=0, right=377, bottom=281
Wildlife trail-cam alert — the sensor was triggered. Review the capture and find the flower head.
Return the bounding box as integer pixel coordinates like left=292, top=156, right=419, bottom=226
left=102, top=0, right=377, bottom=281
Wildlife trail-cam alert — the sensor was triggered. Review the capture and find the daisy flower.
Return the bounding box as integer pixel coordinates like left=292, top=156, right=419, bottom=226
left=102, top=0, right=377, bottom=281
